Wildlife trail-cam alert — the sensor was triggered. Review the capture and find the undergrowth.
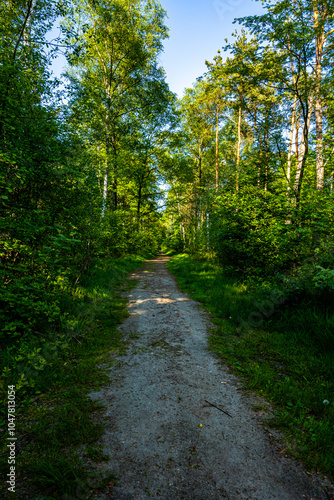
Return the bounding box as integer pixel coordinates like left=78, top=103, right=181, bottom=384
left=167, top=253, right=334, bottom=480
left=0, top=254, right=146, bottom=499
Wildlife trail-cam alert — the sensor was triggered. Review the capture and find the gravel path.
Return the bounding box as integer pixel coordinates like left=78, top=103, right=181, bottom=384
left=90, top=254, right=332, bottom=499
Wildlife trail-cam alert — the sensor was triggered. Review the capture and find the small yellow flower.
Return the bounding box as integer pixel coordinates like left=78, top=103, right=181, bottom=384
left=199, top=423, right=203, bottom=428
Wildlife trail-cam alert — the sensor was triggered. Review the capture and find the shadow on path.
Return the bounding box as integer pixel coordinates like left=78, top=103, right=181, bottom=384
left=91, top=254, right=332, bottom=500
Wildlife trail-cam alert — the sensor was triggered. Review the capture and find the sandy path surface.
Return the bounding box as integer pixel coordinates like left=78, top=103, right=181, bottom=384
left=91, top=254, right=332, bottom=499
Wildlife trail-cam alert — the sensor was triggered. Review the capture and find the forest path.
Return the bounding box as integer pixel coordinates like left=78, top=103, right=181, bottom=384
left=91, top=254, right=329, bottom=500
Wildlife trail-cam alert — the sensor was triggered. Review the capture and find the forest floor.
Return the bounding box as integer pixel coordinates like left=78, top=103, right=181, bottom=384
left=90, top=254, right=333, bottom=499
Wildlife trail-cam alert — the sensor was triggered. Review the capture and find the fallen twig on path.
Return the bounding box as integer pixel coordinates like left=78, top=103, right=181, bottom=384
left=204, top=399, right=233, bottom=418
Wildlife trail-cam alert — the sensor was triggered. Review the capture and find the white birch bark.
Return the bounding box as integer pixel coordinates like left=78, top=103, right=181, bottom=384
left=236, top=106, right=242, bottom=192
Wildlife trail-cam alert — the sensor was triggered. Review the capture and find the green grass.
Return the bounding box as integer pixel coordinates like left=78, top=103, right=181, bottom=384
left=0, top=254, right=146, bottom=499
left=167, top=253, right=334, bottom=479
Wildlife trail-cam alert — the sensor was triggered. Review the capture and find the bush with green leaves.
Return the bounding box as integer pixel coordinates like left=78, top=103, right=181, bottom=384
left=97, top=210, right=163, bottom=258
left=211, top=189, right=289, bottom=275
left=210, top=187, right=334, bottom=279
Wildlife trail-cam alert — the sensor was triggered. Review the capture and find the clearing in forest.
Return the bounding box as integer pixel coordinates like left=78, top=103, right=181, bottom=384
left=90, top=254, right=331, bottom=499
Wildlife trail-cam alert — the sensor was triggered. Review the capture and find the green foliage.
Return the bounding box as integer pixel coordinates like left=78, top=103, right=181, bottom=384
left=209, top=187, right=334, bottom=279
left=163, top=226, right=184, bottom=252
left=0, top=0, right=96, bottom=344
left=2, top=0, right=334, bottom=490
left=0, top=254, right=144, bottom=498
left=167, top=253, right=334, bottom=478
left=211, top=189, right=290, bottom=275
left=26, top=454, right=88, bottom=498
left=1, top=0, right=172, bottom=349
left=97, top=211, right=164, bottom=258
left=167, top=253, right=254, bottom=326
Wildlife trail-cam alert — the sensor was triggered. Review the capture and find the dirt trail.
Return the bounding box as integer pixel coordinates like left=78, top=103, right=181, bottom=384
left=91, top=254, right=332, bottom=499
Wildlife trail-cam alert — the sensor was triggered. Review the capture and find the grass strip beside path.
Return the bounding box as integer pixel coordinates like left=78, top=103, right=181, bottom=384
left=0, top=254, right=147, bottom=499
left=167, top=253, right=334, bottom=481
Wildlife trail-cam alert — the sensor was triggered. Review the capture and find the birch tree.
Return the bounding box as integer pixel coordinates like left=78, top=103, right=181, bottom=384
left=63, top=0, right=168, bottom=217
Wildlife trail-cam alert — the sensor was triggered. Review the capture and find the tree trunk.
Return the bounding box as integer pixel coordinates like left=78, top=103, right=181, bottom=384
left=315, top=89, right=324, bottom=190
left=112, top=177, right=118, bottom=209
left=206, top=213, right=210, bottom=251
left=137, top=182, right=142, bottom=227
left=265, top=121, right=270, bottom=192
left=198, top=141, right=202, bottom=185
left=236, top=106, right=242, bottom=192
left=97, top=144, right=101, bottom=189
left=294, top=95, right=313, bottom=205
left=287, top=95, right=297, bottom=200
left=295, top=111, right=300, bottom=160
left=101, top=129, right=109, bottom=218
left=175, top=191, right=185, bottom=248
left=23, top=0, right=36, bottom=45
left=111, top=140, right=118, bottom=209
left=196, top=142, right=202, bottom=231
left=253, top=108, right=262, bottom=188
left=215, top=102, right=220, bottom=192
left=313, top=1, right=325, bottom=189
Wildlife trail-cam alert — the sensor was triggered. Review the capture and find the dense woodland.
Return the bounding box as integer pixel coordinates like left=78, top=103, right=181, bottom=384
left=1, top=0, right=334, bottom=493
left=1, top=0, right=176, bottom=344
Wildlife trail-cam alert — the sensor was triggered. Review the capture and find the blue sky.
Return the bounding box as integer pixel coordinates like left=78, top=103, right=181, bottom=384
left=50, top=0, right=265, bottom=98
left=158, top=0, right=265, bottom=97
